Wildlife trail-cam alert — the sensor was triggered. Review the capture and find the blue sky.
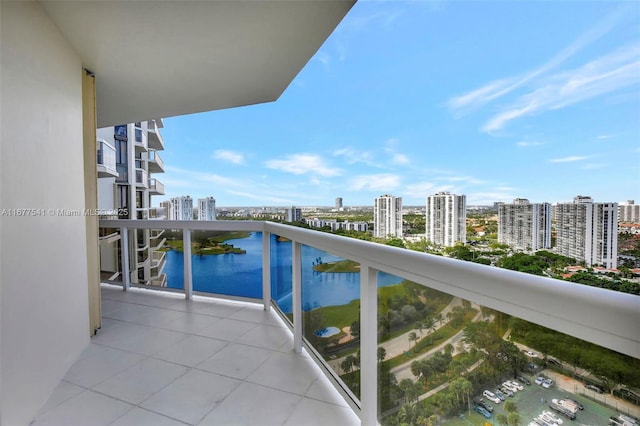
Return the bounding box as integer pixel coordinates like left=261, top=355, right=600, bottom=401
left=159, top=1, right=640, bottom=208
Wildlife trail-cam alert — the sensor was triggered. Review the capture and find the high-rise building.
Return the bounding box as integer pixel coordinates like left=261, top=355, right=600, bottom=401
left=159, top=200, right=172, bottom=221
left=170, top=196, right=193, bottom=220
left=425, top=192, right=466, bottom=247
left=374, top=194, right=403, bottom=238
left=97, top=120, right=167, bottom=287
left=618, top=200, right=640, bottom=223
left=335, top=197, right=343, bottom=210
left=498, top=198, right=551, bottom=252
left=286, top=206, right=302, bottom=222
left=555, top=196, right=618, bottom=268
left=198, top=197, right=217, bottom=221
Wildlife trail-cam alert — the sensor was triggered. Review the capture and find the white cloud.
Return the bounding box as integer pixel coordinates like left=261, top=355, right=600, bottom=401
left=212, top=149, right=245, bottom=165
left=332, top=147, right=380, bottom=167
left=447, top=4, right=631, bottom=116
left=549, top=156, right=589, bottom=163
left=265, top=154, right=341, bottom=177
left=482, top=44, right=640, bottom=132
left=350, top=174, right=401, bottom=191
left=516, top=141, right=546, bottom=148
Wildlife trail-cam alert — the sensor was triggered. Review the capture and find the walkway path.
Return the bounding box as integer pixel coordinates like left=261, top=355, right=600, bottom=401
left=328, top=297, right=463, bottom=373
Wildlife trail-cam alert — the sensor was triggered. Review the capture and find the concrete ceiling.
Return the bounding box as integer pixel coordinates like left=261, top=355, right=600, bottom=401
left=40, top=0, right=355, bottom=127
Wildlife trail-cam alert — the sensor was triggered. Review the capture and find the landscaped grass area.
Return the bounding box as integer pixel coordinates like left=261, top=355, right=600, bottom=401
left=163, top=231, right=250, bottom=255
left=383, top=309, right=477, bottom=370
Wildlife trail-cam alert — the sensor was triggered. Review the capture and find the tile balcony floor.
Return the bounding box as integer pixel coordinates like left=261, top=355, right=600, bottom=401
left=33, top=284, right=360, bottom=426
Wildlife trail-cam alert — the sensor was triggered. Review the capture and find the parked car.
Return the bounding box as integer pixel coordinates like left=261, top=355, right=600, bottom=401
left=566, top=398, right=584, bottom=410
left=483, top=390, right=501, bottom=404
left=585, top=384, right=603, bottom=393
left=535, top=376, right=546, bottom=385
left=494, top=389, right=506, bottom=401
left=499, top=386, right=514, bottom=397
left=477, top=399, right=494, bottom=413
left=542, top=378, right=554, bottom=388
left=474, top=404, right=492, bottom=419
left=517, top=375, right=531, bottom=385
left=508, top=380, right=524, bottom=391
left=502, top=382, right=518, bottom=393
left=524, top=350, right=538, bottom=358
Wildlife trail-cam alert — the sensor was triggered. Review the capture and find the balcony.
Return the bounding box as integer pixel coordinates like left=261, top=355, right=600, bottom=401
left=87, top=219, right=640, bottom=425
left=133, top=126, right=148, bottom=153
left=147, top=119, right=165, bottom=151
left=148, top=178, right=165, bottom=195
left=96, top=139, right=118, bottom=178
left=135, top=168, right=148, bottom=188
left=147, top=150, right=165, bottom=173
left=150, top=250, right=166, bottom=273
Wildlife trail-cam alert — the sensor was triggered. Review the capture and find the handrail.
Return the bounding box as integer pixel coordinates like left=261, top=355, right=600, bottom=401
left=98, top=219, right=640, bottom=359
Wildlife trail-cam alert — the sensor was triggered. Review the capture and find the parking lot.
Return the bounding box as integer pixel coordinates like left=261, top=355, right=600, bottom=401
left=447, top=372, right=633, bottom=425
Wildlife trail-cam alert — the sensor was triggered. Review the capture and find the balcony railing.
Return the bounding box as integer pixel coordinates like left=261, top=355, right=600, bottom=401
left=96, top=139, right=118, bottom=178
left=147, top=119, right=165, bottom=151
left=134, top=126, right=148, bottom=152
left=98, top=219, right=640, bottom=425
left=147, top=150, right=165, bottom=173
left=135, top=168, right=148, bottom=188
left=148, top=178, right=165, bottom=195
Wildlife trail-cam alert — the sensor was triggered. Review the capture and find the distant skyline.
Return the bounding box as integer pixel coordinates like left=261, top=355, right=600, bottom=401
left=158, top=1, right=640, bottom=208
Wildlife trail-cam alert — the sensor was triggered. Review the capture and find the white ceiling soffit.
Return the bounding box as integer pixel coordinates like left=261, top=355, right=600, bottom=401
left=40, top=0, right=356, bottom=127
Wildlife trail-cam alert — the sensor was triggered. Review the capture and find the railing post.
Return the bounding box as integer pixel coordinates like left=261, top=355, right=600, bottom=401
left=183, top=229, right=192, bottom=300
left=360, top=263, right=378, bottom=425
left=292, top=241, right=302, bottom=352
left=262, top=231, right=271, bottom=311
left=120, top=227, right=130, bottom=291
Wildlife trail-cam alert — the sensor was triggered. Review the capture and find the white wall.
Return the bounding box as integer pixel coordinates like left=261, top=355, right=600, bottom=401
left=1, top=2, right=90, bottom=424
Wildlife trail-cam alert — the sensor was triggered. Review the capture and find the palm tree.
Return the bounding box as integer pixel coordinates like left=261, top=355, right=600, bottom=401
left=408, top=332, right=418, bottom=352
left=507, top=411, right=521, bottom=426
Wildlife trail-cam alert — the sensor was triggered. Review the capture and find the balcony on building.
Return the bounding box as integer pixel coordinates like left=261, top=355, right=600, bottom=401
left=133, top=123, right=148, bottom=153
left=135, top=168, right=148, bottom=188
left=147, top=119, right=165, bottom=151
left=96, top=139, right=118, bottom=178
left=148, top=178, right=165, bottom=195
left=147, top=150, right=164, bottom=173
left=58, top=218, right=638, bottom=426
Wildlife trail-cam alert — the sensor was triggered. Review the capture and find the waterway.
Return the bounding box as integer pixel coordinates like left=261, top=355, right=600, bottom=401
left=164, top=232, right=402, bottom=313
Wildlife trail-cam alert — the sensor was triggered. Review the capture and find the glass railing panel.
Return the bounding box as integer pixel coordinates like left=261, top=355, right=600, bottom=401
left=163, top=229, right=263, bottom=299
left=98, top=227, right=179, bottom=290
left=377, top=281, right=640, bottom=426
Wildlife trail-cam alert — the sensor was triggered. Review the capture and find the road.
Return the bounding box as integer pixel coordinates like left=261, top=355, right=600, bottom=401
left=327, top=296, right=464, bottom=374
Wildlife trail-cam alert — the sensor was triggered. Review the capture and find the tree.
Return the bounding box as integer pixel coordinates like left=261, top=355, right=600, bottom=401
left=503, top=400, right=517, bottom=413
left=496, top=414, right=508, bottom=426
left=408, top=332, right=418, bottom=352
left=377, top=346, right=387, bottom=363
left=507, top=411, right=521, bottom=426
left=350, top=319, right=360, bottom=339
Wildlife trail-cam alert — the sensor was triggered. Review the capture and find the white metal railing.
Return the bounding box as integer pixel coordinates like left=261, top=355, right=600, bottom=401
left=98, top=219, right=640, bottom=424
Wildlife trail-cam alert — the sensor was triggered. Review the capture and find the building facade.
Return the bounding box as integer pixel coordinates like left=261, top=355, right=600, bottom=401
left=335, top=197, right=343, bottom=210
left=374, top=194, right=403, bottom=238
left=555, top=196, right=618, bottom=268
left=97, top=120, right=167, bottom=287
left=498, top=198, right=552, bottom=252
left=618, top=200, right=640, bottom=223
left=170, top=196, right=193, bottom=220
left=286, top=206, right=302, bottom=223
left=425, top=192, right=466, bottom=247
left=198, top=197, right=217, bottom=221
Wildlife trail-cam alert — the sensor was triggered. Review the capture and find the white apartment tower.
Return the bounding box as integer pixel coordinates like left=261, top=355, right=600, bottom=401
left=498, top=198, right=551, bottom=252
left=97, top=120, right=167, bottom=287
left=170, top=196, right=193, bottom=220
left=555, top=196, right=618, bottom=268
left=286, top=206, right=302, bottom=222
left=425, top=192, right=466, bottom=247
left=618, top=200, right=640, bottom=223
left=335, top=197, right=343, bottom=210
left=198, top=197, right=217, bottom=221
left=374, top=194, right=403, bottom=238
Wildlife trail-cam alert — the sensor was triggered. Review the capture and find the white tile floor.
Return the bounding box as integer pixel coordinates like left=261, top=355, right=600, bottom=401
left=33, top=285, right=360, bottom=426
